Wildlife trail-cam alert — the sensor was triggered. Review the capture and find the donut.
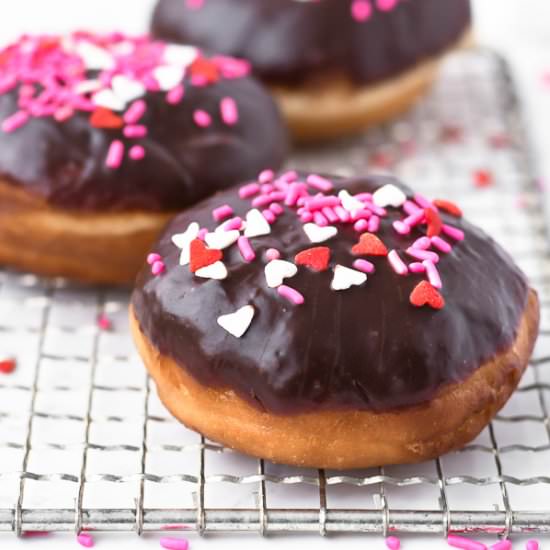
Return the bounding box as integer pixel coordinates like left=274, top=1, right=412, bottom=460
left=0, top=33, right=288, bottom=284
left=130, top=170, right=539, bottom=469
left=151, top=0, right=473, bottom=141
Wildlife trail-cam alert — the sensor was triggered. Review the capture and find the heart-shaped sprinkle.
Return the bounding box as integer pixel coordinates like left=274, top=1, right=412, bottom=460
left=295, top=247, right=330, bottom=272
left=331, top=265, right=367, bottom=291
left=205, top=230, right=240, bottom=250
left=190, top=56, right=220, bottom=83
left=154, top=65, right=184, bottom=91
left=92, top=89, right=126, bottom=111
left=195, top=261, right=227, bottom=280
left=433, top=199, right=463, bottom=218
left=303, top=223, right=338, bottom=244
left=264, top=260, right=298, bottom=288
left=217, top=305, right=254, bottom=338
left=338, top=190, right=363, bottom=213
left=189, top=239, right=222, bottom=273
left=352, top=233, right=388, bottom=256
left=111, top=75, right=146, bottom=103
left=425, top=208, right=442, bottom=237
left=172, top=222, right=200, bottom=266
left=244, top=209, right=271, bottom=238
left=89, top=107, right=123, bottom=129
left=372, top=183, right=406, bottom=208
left=75, top=41, right=115, bottom=70
left=163, top=44, right=198, bottom=67
left=0, top=358, right=16, bottom=374
left=409, top=281, right=445, bottom=309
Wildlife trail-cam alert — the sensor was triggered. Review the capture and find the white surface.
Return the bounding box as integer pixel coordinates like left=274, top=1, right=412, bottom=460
left=1, top=1, right=550, bottom=549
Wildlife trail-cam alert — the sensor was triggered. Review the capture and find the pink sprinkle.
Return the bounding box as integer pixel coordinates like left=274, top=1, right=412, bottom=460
left=305, top=196, right=340, bottom=210
left=351, top=0, right=372, bottom=22
left=54, top=105, right=74, bottom=122
left=266, top=248, right=281, bottom=261
left=160, top=536, right=189, bottom=550
left=278, top=285, right=304, bottom=305
left=354, top=219, right=369, bottom=232
left=442, top=224, right=465, bottom=241
left=166, top=84, right=185, bottom=105
left=406, top=248, right=440, bottom=263
left=129, top=145, right=145, bottom=160
left=490, top=541, right=511, bottom=550
left=414, top=193, right=434, bottom=210
left=259, top=169, right=275, bottom=184
left=388, top=250, right=408, bottom=276
left=147, top=253, right=162, bottom=265
left=77, top=533, right=94, bottom=548
left=447, top=535, right=487, bottom=550
left=252, top=194, right=275, bottom=208
left=237, top=236, right=255, bottom=262
left=261, top=183, right=274, bottom=194
left=412, top=237, right=431, bottom=250
left=363, top=202, right=387, bottom=217
left=123, top=124, right=147, bottom=138
left=198, top=228, right=208, bottom=240
left=262, top=209, right=276, bottom=223
left=353, top=259, right=375, bottom=274
left=423, top=260, right=442, bottom=288
left=526, top=540, right=540, bottom=550
left=193, top=109, right=211, bottom=128
left=323, top=207, right=339, bottom=223
left=97, top=314, right=112, bottom=331
left=124, top=99, right=146, bottom=124
left=377, top=0, right=398, bottom=11
left=152, top=261, right=165, bottom=276
left=307, top=174, right=334, bottom=192
left=105, top=140, right=124, bottom=169
left=270, top=203, right=284, bottom=215
left=355, top=192, right=373, bottom=202
left=409, top=262, right=426, bottom=273
left=185, top=0, right=204, bottom=9
left=351, top=209, right=372, bottom=221
left=239, top=183, right=260, bottom=199
left=403, top=199, right=422, bottom=215
left=300, top=212, right=313, bottom=223
left=212, top=204, right=234, bottom=222
left=285, top=182, right=303, bottom=206
left=393, top=220, right=410, bottom=235
left=313, top=211, right=328, bottom=227
left=386, top=536, right=401, bottom=550
left=220, top=97, right=239, bottom=125
left=280, top=170, right=299, bottom=183
left=368, top=215, right=380, bottom=232
left=404, top=210, right=425, bottom=227
left=223, top=217, right=243, bottom=231
left=431, top=236, right=452, bottom=253
left=2, top=110, right=29, bottom=133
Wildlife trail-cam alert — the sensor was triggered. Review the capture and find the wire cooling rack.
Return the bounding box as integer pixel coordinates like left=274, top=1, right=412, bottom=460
left=1, top=48, right=550, bottom=538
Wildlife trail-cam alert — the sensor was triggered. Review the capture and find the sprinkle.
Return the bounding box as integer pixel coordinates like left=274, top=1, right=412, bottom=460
left=306, top=174, right=334, bottom=192
left=433, top=199, right=463, bottom=217
left=334, top=206, right=351, bottom=223
left=261, top=184, right=274, bottom=194
left=90, top=107, right=123, bottom=129
left=123, top=99, right=147, bottom=124
left=270, top=203, right=284, bottom=215
left=166, top=84, right=185, bottom=105
left=473, top=169, right=494, bottom=188
left=447, top=535, right=486, bottom=550
left=352, top=233, right=388, bottom=256
left=305, top=196, right=340, bottom=210
left=388, top=250, right=408, bottom=276
left=258, top=169, right=274, bottom=184
left=172, top=223, right=200, bottom=267
left=193, top=109, right=211, bottom=128
left=285, top=182, right=304, bottom=206
left=22, top=531, right=50, bottom=537
left=160, top=536, right=189, bottom=550
left=339, top=190, right=364, bottom=213
left=431, top=236, right=452, bottom=253
left=220, top=97, right=239, bottom=125
left=252, top=194, right=276, bottom=208
left=147, top=253, right=162, bottom=265
left=265, top=259, right=298, bottom=287
left=239, top=183, right=260, bottom=199
left=77, top=533, right=94, bottom=548
left=190, top=238, right=222, bottom=272
left=303, top=223, right=338, bottom=244
left=129, top=145, right=145, bottom=160
left=363, top=202, right=387, bottom=217
left=405, top=248, right=439, bottom=263
left=368, top=215, right=380, bottom=233
left=425, top=208, right=443, bottom=237
left=223, top=216, right=243, bottom=231
left=278, top=285, right=305, bottom=305
left=300, top=212, right=314, bottom=223
left=392, top=220, right=410, bottom=235
left=244, top=209, right=271, bottom=237
left=97, top=314, right=112, bottom=331
left=386, top=536, right=401, bottom=550
left=313, top=211, right=329, bottom=227
left=280, top=170, right=299, bottom=183
left=217, top=306, right=254, bottom=339
left=409, top=262, right=425, bottom=273
left=295, top=247, right=330, bottom=272
left=0, top=358, right=16, bottom=374
left=377, top=0, right=398, bottom=11
left=442, top=224, right=465, bottom=241
left=54, top=105, right=74, bottom=122
left=412, top=237, right=431, bottom=250
left=331, top=264, right=367, bottom=291
left=351, top=0, right=372, bottom=22
left=151, top=261, right=165, bottom=276
left=204, top=230, right=239, bottom=250
left=353, top=259, right=375, bottom=274
left=266, top=248, right=281, bottom=261
left=354, top=219, right=369, bottom=232
left=403, top=200, right=422, bottom=215
left=403, top=210, right=425, bottom=227
left=372, top=183, right=406, bottom=208
left=262, top=209, right=276, bottom=223
left=351, top=208, right=372, bottom=221
left=414, top=193, right=434, bottom=210
left=237, top=236, right=256, bottom=262
left=423, top=260, right=442, bottom=288
left=2, top=110, right=29, bottom=133
left=123, top=124, right=147, bottom=138
left=212, top=204, right=234, bottom=222
left=105, top=140, right=124, bottom=168
left=490, top=541, right=511, bottom=550
left=526, top=540, right=540, bottom=550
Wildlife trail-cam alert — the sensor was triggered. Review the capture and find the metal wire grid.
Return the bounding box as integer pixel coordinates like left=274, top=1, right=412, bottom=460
left=1, top=48, right=550, bottom=537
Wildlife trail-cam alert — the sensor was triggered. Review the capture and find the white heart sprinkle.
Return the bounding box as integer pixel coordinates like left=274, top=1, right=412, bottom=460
left=205, top=230, right=240, bottom=250
left=195, top=261, right=228, bottom=280
left=92, top=89, right=126, bottom=111
left=172, top=222, right=200, bottom=266
left=111, top=75, right=146, bottom=103
left=244, top=209, right=271, bottom=238
left=154, top=65, right=184, bottom=91
left=372, top=184, right=407, bottom=208
left=331, top=265, right=367, bottom=291
left=217, top=305, right=255, bottom=338
left=338, top=190, right=363, bottom=213
left=264, top=260, right=298, bottom=288
left=163, top=44, right=198, bottom=67
left=303, top=223, right=338, bottom=244
left=74, top=41, right=115, bottom=70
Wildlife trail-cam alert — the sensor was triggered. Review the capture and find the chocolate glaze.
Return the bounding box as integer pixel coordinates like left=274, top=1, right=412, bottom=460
left=132, top=172, right=529, bottom=414
left=152, top=0, right=471, bottom=85
left=0, top=64, right=288, bottom=212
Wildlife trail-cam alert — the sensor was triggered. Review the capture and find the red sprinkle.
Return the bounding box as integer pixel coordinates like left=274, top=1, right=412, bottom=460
left=89, top=107, right=123, bottom=129
left=0, top=358, right=16, bottom=374
left=410, top=281, right=445, bottom=310
left=351, top=233, right=388, bottom=257
left=189, top=238, right=222, bottom=273
left=425, top=208, right=443, bottom=237
left=433, top=199, right=463, bottom=218
left=295, top=247, right=330, bottom=272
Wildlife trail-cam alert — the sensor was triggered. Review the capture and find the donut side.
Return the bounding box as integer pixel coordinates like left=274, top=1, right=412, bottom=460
left=130, top=289, right=538, bottom=469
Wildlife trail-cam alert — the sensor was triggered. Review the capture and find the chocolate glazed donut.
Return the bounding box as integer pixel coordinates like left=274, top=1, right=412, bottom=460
left=131, top=171, right=539, bottom=468
left=0, top=33, right=288, bottom=283
left=152, top=0, right=473, bottom=141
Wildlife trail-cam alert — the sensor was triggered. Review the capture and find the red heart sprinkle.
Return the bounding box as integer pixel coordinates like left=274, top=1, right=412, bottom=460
left=189, top=238, right=222, bottom=273
left=190, top=56, right=220, bottom=83
left=90, top=107, right=124, bottom=129
left=410, top=281, right=445, bottom=310
left=425, top=208, right=442, bottom=237
left=433, top=199, right=463, bottom=218
left=0, top=358, right=16, bottom=374
left=295, top=247, right=330, bottom=272
left=352, top=233, right=388, bottom=257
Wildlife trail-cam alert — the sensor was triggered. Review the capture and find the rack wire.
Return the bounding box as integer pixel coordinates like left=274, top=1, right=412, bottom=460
left=1, top=48, right=550, bottom=538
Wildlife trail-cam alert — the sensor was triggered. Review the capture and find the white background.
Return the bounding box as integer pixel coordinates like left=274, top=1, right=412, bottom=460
left=1, top=1, right=549, bottom=549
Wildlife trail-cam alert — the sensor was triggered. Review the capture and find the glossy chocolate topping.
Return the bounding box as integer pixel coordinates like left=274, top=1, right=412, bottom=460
left=132, top=172, right=529, bottom=414
left=152, top=0, right=471, bottom=85
left=0, top=33, right=288, bottom=211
